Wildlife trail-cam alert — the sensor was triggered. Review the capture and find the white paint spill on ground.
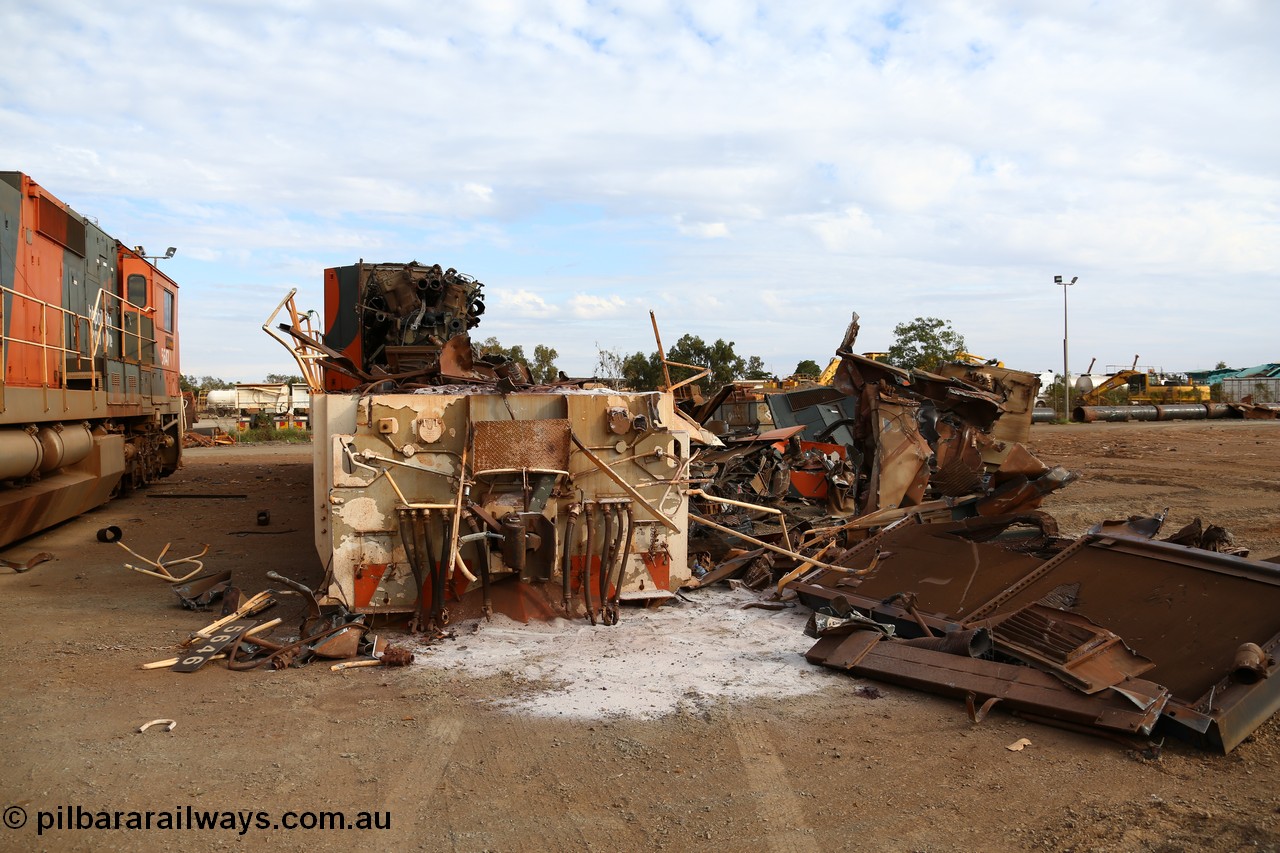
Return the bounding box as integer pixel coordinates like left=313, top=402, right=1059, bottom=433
left=410, top=587, right=839, bottom=720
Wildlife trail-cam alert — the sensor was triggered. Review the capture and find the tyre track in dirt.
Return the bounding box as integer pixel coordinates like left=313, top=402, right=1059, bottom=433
left=728, top=714, right=819, bottom=853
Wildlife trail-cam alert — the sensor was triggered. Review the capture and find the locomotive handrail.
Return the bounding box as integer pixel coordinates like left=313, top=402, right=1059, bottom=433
left=0, top=281, right=82, bottom=413
left=87, top=287, right=161, bottom=382
left=2, top=282, right=163, bottom=414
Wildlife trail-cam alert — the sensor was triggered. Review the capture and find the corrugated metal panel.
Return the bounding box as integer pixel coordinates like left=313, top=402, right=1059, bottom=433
left=1220, top=377, right=1280, bottom=403
left=1232, top=363, right=1280, bottom=378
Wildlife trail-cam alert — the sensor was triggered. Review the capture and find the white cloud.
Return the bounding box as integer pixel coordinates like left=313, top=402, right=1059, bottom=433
left=3, top=1, right=1278, bottom=377
left=675, top=216, right=730, bottom=238
left=569, top=293, right=628, bottom=318
left=498, top=289, right=558, bottom=319
left=804, top=206, right=881, bottom=253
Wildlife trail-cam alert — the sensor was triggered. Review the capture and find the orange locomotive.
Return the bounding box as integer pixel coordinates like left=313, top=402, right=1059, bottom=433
left=0, top=172, right=182, bottom=547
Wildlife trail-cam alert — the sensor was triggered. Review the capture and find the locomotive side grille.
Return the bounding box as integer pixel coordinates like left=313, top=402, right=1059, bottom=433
left=36, top=195, right=86, bottom=257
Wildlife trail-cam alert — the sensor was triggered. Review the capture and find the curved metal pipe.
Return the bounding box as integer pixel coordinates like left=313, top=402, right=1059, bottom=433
left=1232, top=642, right=1269, bottom=685
left=1153, top=403, right=1208, bottom=421
left=602, top=504, right=626, bottom=624
left=1074, top=405, right=1158, bottom=423
left=582, top=503, right=596, bottom=625
left=900, top=627, right=992, bottom=658
left=608, top=503, right=636, bottom=623
left=431, top=510, right=449, bottom=627
left=560, top=503, right=581, bottom=612
left=397, top=509, right=424, bottom=631
left=598, top=503, right=615, bottom=624
left=464, top=514, right=493, bottom=619
left=417, top=510, right=435, bottom=631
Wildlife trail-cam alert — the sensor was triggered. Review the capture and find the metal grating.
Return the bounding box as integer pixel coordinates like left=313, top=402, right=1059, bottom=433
left=472, top=418, right=571, bottom=472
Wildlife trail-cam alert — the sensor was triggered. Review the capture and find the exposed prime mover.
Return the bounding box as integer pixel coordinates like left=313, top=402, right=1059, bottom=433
left=0, top=172, right=182, bottom=548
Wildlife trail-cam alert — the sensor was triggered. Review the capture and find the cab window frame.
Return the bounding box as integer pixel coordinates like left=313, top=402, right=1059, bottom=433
left=127, top=273, right=148, bottom=308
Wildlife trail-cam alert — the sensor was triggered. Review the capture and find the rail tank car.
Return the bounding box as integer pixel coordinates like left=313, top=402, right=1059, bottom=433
left=0, top=172, right=182, bottom=547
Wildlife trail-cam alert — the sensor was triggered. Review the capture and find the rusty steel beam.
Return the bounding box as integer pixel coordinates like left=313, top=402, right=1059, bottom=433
left=808, top=637, right=1169, bottom=737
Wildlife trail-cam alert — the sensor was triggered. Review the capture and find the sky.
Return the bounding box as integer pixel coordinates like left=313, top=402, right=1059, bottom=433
left=3, top=1, right=1278, bottom=382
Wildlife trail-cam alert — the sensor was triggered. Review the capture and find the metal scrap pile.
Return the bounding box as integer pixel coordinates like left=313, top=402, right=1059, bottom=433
left=119, top=540, right=414, bottom=674
left=272, top=262, right=587, bottom=392
left=258, top=263, right=1280, bottom=752
left=686, top=312, right=1073, bottom=562
left=680, top=313, right=1279, bottom=753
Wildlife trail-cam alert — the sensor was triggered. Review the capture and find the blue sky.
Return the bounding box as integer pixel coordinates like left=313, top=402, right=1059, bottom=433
left=4, top=1, right=1278, bottom=380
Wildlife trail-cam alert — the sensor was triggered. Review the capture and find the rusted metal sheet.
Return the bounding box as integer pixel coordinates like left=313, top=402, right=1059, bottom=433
left=989, top=603, right=1155, bottom=694
left=472, top=418, right=571, bottom=472
left=807, top=637, right=1169, bottom=737
left=866, top=393, right=931, bottom=513
left=790, top=515, right=1280, bottom=751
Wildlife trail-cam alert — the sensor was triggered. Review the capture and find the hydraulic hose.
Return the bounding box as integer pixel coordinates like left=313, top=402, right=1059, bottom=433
left=582, top=503, right=597, bottom=626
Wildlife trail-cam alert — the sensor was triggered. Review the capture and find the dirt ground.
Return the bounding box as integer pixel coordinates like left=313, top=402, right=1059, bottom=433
left=1, top=420, right=1277, bottom=852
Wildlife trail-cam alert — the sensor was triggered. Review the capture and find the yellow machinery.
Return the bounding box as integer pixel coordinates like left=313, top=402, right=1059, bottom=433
left=1078, top=355, right=1210, bottom=405
left=817, top=352, right=889, bottom=386
left=955, top=352, right=1005, bottom=368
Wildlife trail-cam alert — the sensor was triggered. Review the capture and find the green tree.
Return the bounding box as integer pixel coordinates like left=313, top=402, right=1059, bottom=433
left=885, top=317, right=967, bottom=371
left=479, top=336, right=527, bottom=365
left=1215, top=360, right=1229, bottom=370
left=182, top=375, right=234, bottom=392
left=600, top=336, right=769, bottom=391
left=621, top=350, right=665, bottom=390
left=529, top=344, right=560, bottom=384
left=743, top=356, right=773, bottom=381
left=479, top=337, right=560, bottom=383
left=265, top=373, right=304, bottom=385
left=668, top=335, right=747, bottom=387
left=793, top=359, right=822, bottom=378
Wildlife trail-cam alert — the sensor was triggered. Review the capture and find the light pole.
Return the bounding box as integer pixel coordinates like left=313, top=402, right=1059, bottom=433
left=1054, top=275, right=1077, bottom=419
left=142, top=246, right=177, bottom=265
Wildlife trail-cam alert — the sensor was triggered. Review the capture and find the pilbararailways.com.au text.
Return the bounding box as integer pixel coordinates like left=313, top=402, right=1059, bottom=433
left=31, top=805, right=390, bottom=836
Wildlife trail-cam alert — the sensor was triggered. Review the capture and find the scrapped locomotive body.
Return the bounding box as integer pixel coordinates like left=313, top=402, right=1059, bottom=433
left=314, top=390, right=690, bottom=622
left=291, top=262, right=691, bottom=624
left=0, top=172, right=182, bottom=548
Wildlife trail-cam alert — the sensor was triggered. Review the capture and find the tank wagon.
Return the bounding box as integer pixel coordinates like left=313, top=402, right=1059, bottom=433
left=0, top=172, right=182, bottom=547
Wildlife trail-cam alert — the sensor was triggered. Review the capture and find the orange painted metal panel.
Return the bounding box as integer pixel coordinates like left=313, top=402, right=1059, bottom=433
left=5, top=175, right=69, bottom=387
left=322, top=266, right=360, bottom=392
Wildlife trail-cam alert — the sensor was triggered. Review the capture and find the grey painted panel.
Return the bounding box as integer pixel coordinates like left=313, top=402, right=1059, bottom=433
left=1, top=178, right=19, bottom=366
left=1221, top=377, right=1280, bottom=404
left=105, top=359, right=125, bottom=404
left=766, top=390, right=858, bottom=446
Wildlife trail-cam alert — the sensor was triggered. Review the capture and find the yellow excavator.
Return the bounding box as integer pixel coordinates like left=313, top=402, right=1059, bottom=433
left=816, top=352, right=892, bottom=385
left=1077, top=356, right=1210, bottom=405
